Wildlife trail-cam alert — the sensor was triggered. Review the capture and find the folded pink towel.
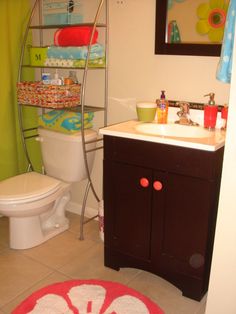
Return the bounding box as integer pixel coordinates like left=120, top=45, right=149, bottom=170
left=54, top=26, right=98, bottom=47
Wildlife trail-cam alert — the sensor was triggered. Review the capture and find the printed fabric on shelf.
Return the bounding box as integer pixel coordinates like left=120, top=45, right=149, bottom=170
left=47, top=43, right=105, bottom=60
left=38, top=110, right=94, bottom=134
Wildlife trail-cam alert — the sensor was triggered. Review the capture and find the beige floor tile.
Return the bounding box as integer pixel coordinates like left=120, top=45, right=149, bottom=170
left=156, top=297, right=201, bottom=314
left=0, top=245, right=7, bottom=254
left=59, top=242, right=141, bottom=285
left=194, top=296, right=207, bottom=314
left=195, top=305, right=206, bottom=314
left=128, top=270, right=181, bottom=296
left=21, top=230, right=97, bottom=269
left=127, top=271, right=204, bottom=314
left=0, top=249, right=52, bottom=307
left=0, top=217, right=9, bottom=247
left=2, top=271, right=72, bottom=314
left=67, top=212, right=101, bottom=242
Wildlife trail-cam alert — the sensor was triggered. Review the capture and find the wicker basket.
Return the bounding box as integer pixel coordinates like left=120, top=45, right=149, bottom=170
left=17, top=81, right=81, bottom=109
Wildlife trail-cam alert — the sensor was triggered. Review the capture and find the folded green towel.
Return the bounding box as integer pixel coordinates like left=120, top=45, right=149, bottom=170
left=38, top=110, right=94, bottom=134
left=73, top=57, right=105, bottom=68
left=44, top=56, right=106, bottom=68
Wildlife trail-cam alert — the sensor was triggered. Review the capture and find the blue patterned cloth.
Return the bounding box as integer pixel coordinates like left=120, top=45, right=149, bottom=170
left=216, top=0, right=236, bottom=83
left=47, top=43, right=105, bottom=60
left=38, top=110, right=94, bottom=134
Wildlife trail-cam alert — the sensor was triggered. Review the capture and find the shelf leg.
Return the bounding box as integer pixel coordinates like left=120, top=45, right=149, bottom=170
left=79, top=180, right=91, bottom=240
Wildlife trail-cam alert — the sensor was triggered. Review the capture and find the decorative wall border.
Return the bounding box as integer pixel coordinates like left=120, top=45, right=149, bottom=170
left=169, top=100, right=223, bottom=111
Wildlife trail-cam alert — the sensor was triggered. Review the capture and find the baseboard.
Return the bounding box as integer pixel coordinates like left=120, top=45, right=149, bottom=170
left=66, top=201, right=98, bottom=219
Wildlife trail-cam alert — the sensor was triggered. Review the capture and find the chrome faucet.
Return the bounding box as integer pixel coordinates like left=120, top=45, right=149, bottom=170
left=175, top=102, right=199, bottom=126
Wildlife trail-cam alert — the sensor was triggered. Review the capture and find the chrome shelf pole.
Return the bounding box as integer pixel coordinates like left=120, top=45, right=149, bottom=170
left=79, top=0, right=108, bottom=240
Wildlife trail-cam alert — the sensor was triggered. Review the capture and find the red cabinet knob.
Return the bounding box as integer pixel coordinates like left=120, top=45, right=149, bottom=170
left=140, top=177, right=149, bottom=188
left=153, top=181, right=163, bottom=191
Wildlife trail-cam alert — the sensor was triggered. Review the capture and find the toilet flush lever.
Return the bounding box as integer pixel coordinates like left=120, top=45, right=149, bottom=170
left=35, top=136, right=43, bottom=142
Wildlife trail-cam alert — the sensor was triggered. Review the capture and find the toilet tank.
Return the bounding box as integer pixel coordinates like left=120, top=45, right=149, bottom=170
left=37, top=127, right=97, bottom=182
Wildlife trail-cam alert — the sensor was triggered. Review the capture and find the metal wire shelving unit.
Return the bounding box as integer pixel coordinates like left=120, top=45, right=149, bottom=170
left=17, top=0, right=108, bottom=240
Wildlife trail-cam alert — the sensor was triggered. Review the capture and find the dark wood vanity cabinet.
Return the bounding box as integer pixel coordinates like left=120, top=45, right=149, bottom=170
left=103, top=135, right=224, bottom=301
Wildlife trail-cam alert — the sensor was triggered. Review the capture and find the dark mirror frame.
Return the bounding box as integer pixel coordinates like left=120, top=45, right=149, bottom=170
left=155, top=0, right=222, bottom=56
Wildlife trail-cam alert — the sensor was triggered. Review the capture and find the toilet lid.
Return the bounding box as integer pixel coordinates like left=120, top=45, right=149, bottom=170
left=0, top=172, right=61, bottom=202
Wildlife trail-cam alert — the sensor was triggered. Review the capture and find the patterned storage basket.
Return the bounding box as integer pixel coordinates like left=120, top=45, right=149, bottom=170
left=17, top=81, right=81, bottom=109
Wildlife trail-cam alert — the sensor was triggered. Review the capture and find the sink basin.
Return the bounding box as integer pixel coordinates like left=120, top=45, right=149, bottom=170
left=135, top=123, right=212, bottom=138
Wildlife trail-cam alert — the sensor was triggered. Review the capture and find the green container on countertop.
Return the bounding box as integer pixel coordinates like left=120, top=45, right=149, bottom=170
left=136, top=102, right=157, bottom=122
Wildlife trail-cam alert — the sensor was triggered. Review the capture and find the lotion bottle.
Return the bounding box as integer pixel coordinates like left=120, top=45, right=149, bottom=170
left=156, top=90, right=169, bottom=124
left=51, top=70, right=63, bottom=85
left=68, top=70, right=79, bottom=84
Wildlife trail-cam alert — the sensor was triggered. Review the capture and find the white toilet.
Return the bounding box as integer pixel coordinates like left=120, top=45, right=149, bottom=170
left=0, top=127, right=97, bottom=250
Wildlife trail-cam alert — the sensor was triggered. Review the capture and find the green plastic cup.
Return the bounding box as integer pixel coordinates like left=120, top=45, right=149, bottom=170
left=136, top=102, right=157, bottom=122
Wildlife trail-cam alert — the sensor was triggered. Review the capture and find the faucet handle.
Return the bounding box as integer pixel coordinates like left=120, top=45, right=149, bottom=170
left=175, top=102, right=199, bottom=126
left=176, top=101, right=190, bottom=115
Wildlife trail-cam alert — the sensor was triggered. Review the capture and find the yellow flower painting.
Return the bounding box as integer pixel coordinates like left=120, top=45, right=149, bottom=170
left=196, top=0, right=229, bottom=42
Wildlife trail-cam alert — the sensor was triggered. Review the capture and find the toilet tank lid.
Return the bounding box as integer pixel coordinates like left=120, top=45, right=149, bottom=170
left=38, top=127, right=97, bottom=142
left=0, top=172, right=61, bottom=201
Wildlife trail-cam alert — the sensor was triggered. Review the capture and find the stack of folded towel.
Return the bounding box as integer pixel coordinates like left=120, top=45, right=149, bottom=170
left=45, top=43, right=105, bottom=67
left=54, top=26, right=98, bottom=46
left=38, top=110, right=94, bottom=134
left=44, top=26, right=105, bottom=68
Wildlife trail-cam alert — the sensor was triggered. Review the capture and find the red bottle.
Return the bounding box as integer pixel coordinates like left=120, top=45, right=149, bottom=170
left=204, top=93, right=218, bottom=130
left=221, top=105, right=228, bottom=130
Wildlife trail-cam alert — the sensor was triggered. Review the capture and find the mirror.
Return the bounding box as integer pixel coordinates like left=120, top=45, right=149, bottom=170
left=155, top=0, right=228, bottom=56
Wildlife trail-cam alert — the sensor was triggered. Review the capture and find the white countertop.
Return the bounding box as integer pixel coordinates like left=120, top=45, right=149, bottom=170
left=99, top=120, right=225, bottom=151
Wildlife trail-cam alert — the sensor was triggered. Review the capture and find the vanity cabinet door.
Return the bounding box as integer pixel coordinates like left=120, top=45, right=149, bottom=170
left=104, top=160, right=153, bottom=263
left=152, top=171, right=216, bottom=299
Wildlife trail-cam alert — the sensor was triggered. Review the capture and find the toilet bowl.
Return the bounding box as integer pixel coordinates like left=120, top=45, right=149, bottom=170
left=0, top=128, right=97, bottom=249
left=0, top=172, right=70, bottom=249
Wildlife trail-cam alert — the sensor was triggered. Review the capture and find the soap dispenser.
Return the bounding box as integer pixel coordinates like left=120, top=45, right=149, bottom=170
left=156, top=90, right=169, bottom=124
left=204, top=93, right=218, bottom=130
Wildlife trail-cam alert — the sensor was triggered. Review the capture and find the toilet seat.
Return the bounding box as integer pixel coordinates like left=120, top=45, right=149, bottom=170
left=0, top=172, right=62, bottom=204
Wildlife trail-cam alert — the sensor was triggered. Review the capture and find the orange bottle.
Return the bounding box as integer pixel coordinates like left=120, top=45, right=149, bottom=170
left=156, top=90, right=169, bottom=124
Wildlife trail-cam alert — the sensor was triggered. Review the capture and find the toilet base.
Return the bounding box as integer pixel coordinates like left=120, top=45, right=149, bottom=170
left=9, top=215, right=69, bottom=249
left=9, top=192, right=71, bottom=250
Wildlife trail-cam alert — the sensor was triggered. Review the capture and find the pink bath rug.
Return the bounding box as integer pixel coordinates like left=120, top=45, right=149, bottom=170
left=12, top=279, right=164, bottom=313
